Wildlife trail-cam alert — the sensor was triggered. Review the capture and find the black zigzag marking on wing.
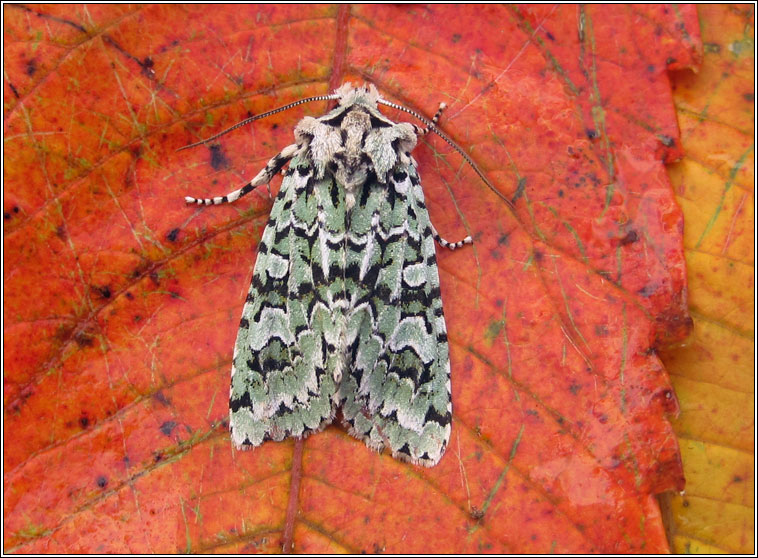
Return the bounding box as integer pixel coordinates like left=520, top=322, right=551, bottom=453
left=337, top=163, right=452, bottom=466
left=229, top=160, right=344, bottom=447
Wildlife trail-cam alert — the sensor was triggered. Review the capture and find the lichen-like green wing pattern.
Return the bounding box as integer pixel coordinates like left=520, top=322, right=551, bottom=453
left=340, top=165, right=452, bottom=466
left=230, top=158, right=347, bottom=448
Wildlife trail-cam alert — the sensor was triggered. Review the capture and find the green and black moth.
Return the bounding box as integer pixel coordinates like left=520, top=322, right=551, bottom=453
left=184, top=83, right=493, bottom=466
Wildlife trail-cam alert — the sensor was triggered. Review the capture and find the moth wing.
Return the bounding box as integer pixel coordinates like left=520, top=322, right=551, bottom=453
left=341, top=166, right=453, bottom=466
left=230, top=162, right=344, bottom=448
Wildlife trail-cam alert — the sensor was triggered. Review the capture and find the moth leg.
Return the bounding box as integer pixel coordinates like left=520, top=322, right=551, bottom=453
left=185, top=143, right=299, bottom=206
left=411, top=103, right=471, bottom=251
left=413, top=102, right=447, bottom=137
left=430, top=220, right=472, bottom=250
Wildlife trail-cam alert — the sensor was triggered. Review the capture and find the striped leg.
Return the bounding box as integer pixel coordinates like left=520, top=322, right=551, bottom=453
left=185, top=143, right=299, bottom=206
left=413, top=102, right=447, bottom=137
left=413, top=102, right=470, bottom=250
left=430, top=221, right=472, bottom=251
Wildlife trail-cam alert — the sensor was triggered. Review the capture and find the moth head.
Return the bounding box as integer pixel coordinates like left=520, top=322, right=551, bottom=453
left=335, top=82, right=380, bottom=109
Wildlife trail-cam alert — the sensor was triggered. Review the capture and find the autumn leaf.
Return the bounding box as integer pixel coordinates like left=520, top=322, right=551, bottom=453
left=4, top=4, right=703, bottom=553
left=658, top=4, right=755, bottom=554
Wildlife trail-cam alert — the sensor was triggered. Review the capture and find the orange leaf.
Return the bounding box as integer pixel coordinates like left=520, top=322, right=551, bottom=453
left=4, top=5, right=701, bottom=552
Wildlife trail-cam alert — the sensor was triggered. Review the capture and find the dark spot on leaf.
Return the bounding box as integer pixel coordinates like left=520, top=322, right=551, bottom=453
left=26, top=58, right=37, bottom=76
left=166, top=228, right=179, bottom=242
left=743, top=92, right=753, bottom=102
left=470, top=506, right=485, bottom=520
left=498, top=233, right=510, bottom=246
left=169, top=290, right=180, bottom=299
left=79, top=414, right=90, bottom=429
left=597, top=414, right=608, bottom=424
left=14, top=206, right=20, bottom=213
left=75, top=332, right=95, bottom=348
left=647, top=64, right=655, bottom=72
left=96, top=475, right=108, bottom=488
left=585, top=128, right=598, bottom=139
left=733, top=475, right=743, bottom=483
left=619, top=229, right=639, bottom=246
left=533, top=250, right=543, bottom=263
left=511, top=177, right=526, bottom=202
left=682, top=499, right=689, bottom=507
left=125, top=292, right=134, bottom=301
left=658, top=134, right=675, bottom=147
left=133, top=315, right=142, bottom=322
left=56, top=224, right=67, bottom=240
left=209, top=144, right=229, bottom=170
left=153, top=452, right=163, bottom=463
left=594, top=325, right=609, bottom=336
left=160, top=421, right=177, bottom=436
left=666, top=57, right=676, bottom=66
left=9, top=82, right=19, bottom=98
left=636, top=284, right=657, bottom=297
left=271, top=123, right=279, bottom=130
left=568, top=382, right=581, bottom=395
left=484, top=320, right=504, bottom=342
left=140, top=56, right=156, bottom=78
left=545, top=31, right=555, bottom=41
left=3, top=213, right=9, bottom=220
left=154, top=391, right=171, bottom=407
left=94, top=285, right=112, bottom=299
left=451, top=33, right=461, bottom=43
left=149, top=271, right=160, bottom=285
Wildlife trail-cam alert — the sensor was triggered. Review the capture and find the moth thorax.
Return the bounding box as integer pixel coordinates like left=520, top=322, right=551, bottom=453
left=341, top=110, right=371, bottom=164
left=334, top=109, right=372, bottom=197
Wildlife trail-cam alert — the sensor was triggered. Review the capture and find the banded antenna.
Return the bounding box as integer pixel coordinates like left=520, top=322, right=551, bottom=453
left=176, top=92, right=339, bottom=152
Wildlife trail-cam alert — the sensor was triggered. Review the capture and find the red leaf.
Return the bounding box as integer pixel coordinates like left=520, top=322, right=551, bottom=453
left=4, top=5, right=700, bottom=553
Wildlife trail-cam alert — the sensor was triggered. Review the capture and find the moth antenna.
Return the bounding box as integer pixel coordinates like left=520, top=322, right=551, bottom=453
left=377, top=98, right=516, bottom=212
left=177, top=93, right=339, bottom=152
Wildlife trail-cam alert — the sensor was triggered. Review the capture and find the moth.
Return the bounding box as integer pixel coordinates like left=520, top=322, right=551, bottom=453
left=183, top=83, right=495, bottom=466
